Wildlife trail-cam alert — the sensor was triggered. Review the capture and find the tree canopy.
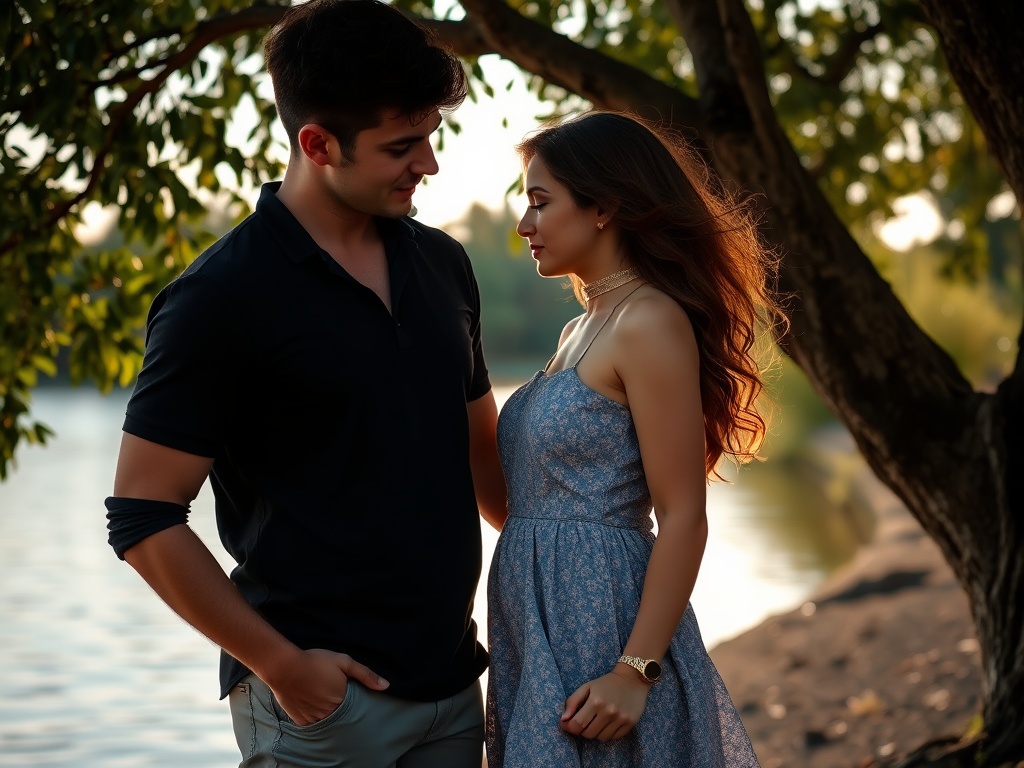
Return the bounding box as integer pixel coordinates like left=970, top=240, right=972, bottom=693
left=1, top=1, right=1016, bottom=472
left=3, top=0, right=1023, bottom=763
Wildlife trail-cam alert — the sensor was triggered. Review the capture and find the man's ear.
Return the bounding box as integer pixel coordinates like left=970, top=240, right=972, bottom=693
left=296, top=124, right=334, bottom=166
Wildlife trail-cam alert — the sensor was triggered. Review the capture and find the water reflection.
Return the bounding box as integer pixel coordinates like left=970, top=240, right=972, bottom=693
left=0, top=386, right=871, bottom=766
left=734, top=458, right=876, bottom=576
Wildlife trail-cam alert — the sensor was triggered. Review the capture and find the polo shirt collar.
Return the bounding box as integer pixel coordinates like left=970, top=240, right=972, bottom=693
left=254, top=181, right=419, bottom=265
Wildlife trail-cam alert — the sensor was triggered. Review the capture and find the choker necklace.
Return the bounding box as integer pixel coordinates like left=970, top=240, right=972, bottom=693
left=581, top=268, right=639, bottom=302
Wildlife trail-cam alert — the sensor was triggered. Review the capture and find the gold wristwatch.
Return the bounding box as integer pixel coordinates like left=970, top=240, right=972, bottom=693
left=617, top=654, right=662, bottom=684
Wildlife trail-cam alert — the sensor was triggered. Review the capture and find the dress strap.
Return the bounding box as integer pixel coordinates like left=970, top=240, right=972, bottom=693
left=571, top=282, right=644, bottom=369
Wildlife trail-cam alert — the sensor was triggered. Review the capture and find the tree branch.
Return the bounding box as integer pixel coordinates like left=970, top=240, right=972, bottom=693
left=1, top=8, right=271, bottom=258
left=919, top=0, right=1024, bottom=207
left=456, top=0, right=701, bottom=129
left=97, top=5, right=290, bottom=87
left=819, top=21, right=881, bottom=87
left=415, top=17, right=494, bottom=58
left=664, top=0, right=749, bottom=135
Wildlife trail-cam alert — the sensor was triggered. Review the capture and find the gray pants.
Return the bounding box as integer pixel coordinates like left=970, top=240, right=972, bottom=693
left=229, top=674, right=484, bottom=768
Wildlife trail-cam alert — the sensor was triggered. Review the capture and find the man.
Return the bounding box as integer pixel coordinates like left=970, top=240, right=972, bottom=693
left=104, top=1, right=506, bottom=765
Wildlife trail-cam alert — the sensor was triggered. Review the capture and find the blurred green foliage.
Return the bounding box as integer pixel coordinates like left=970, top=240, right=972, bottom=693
left=456, top=204, right=581, bottom=379
left=1, top=0, right=287, bottom=477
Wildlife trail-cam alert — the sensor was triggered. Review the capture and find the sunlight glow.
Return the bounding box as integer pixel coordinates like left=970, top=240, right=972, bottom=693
left=876, top=194, right=943, bottom=252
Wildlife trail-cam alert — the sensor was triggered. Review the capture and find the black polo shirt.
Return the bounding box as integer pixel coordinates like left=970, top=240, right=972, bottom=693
left=123, top=182, right=491, bottom=701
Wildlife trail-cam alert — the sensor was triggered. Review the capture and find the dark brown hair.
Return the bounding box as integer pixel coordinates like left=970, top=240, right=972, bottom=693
left=263, top=0, right=467, bottom=157
left=518, top=110, right=787, bottom=478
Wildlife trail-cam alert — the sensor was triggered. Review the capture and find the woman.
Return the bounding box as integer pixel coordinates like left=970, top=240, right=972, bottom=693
left=486, top=111, right=784, bottom=767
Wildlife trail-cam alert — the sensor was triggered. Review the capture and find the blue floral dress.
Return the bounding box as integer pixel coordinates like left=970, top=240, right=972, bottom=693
left=485, top=366, right=760, bottom=767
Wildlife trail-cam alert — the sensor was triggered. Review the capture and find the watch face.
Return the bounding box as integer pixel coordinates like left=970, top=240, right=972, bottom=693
left=643, top=660, right=662, bottom=681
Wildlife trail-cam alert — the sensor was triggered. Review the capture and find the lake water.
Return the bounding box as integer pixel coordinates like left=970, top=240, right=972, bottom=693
left=0, top=385, right=869, bottom=766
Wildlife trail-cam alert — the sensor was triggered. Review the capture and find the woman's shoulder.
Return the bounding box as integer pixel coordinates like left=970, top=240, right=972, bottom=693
left=609, top=285, right=699, bottom=371
left=616, top=284, right=694, bottom=339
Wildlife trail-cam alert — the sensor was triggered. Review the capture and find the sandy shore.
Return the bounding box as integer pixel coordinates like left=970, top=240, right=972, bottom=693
left=710, top=460, right=983, bottom=767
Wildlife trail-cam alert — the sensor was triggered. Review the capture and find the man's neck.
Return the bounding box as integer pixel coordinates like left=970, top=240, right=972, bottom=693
left=276, top=169, right=379, bottom=255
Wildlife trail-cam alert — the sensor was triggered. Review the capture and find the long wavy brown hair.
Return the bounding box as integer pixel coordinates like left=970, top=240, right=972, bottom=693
left=517, top=111, right=788, bottom=479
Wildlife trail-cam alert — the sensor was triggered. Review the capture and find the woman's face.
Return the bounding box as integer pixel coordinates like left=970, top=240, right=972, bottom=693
left=517, top=156, right=601, bottom=279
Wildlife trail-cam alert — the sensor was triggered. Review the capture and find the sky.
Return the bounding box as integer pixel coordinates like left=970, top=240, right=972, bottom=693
left=406, top=58, right=555, bottom=230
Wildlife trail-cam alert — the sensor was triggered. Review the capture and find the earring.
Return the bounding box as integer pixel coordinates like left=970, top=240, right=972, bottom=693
left=597, top=222, right=605, bottom=230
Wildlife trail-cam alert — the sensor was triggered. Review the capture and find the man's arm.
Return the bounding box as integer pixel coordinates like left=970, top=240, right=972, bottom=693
left=467, top=391, right=507, bottom=531
left=111, top=433, right=388, bottom=724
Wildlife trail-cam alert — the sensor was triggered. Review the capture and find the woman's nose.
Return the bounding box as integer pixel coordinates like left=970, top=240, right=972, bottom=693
left=516, top=213, right=534, bottom=237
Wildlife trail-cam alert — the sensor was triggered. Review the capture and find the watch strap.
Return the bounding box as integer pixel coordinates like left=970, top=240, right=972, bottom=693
left=617, top=654, right=661, bottom=684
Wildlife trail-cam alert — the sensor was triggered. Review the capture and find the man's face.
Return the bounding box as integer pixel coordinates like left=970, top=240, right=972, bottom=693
left=328, top=109, right=443, bottom=218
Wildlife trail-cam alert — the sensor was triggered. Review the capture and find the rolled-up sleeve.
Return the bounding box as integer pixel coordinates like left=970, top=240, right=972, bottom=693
left=105, top=496, right=190, bottom=559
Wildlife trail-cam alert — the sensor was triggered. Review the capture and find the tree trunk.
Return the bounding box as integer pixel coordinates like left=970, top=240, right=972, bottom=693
left=707, top=0, right=1024, bottom=761
left=914, top=3, right=1024, bottom=760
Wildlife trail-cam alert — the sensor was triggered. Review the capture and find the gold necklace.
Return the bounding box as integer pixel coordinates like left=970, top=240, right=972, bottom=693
left=581, top=268, right=639, bottom=302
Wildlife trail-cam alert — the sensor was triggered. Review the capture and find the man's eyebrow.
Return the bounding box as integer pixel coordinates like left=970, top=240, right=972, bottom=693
left=378, top=135, right=422, bottom=148
left=377, top=117, right=444, bottom=149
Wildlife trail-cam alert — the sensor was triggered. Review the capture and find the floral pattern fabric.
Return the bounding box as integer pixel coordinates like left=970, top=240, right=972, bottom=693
left=486, top=368, right=760, bottom=768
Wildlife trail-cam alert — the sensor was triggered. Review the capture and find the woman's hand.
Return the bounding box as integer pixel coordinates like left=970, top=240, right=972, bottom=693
left=559, top=668, right=651, bottom=741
